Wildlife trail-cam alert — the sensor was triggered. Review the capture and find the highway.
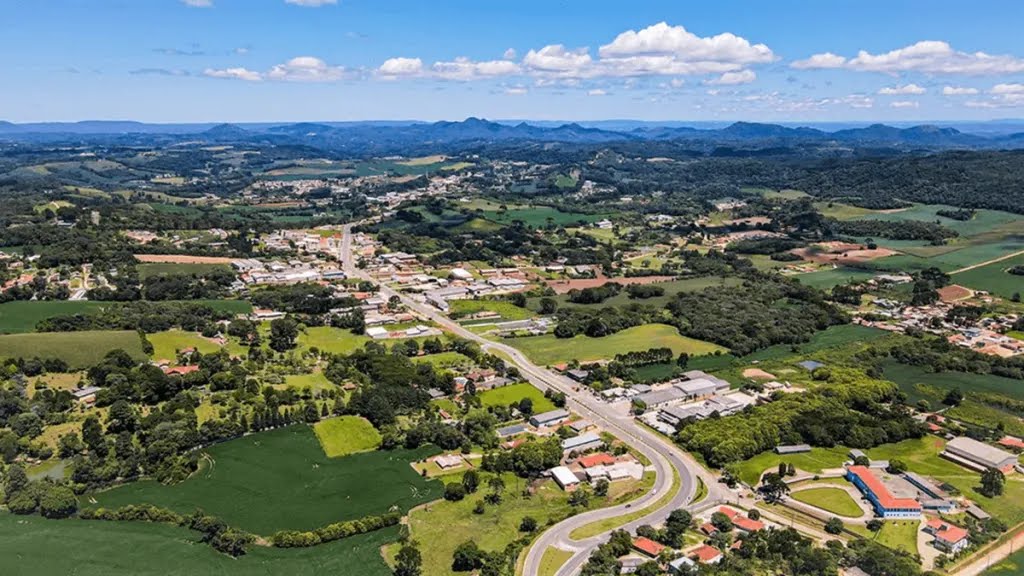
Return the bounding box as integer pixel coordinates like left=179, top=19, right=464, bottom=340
left=339, top=224, right=729, bottom=575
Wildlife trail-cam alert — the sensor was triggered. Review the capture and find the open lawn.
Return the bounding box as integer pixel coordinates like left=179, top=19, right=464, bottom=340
left=507, top=324, right=726, bottom=365
left=148, top=329, right=226, bottom=361
left=384, top=472, right=574, bottom=576
left=538, top=547, right=574, bottom=576
left=136, top=262, right=232, bottom=279
left=872, top=520, right=920, bottom=555
left=313, top=416, right=382, bottom=457
left=0, top=300, right=110, bottom=334
left=734, top=446, right=850, bottom=486
left=89, top=425, right=440, bottom=534
left=0, top=513, right=398, bottom=576
left=881, top=360, right=1024, bottom=403
left=478, top=382, right=557, bottom=413
left=411, top=351, right=474, bottom=368
left=791, top=487, right=864, bottom=518
left=281, top=372, right=334, bottom=394
left=0, top=330, right=146, bottom=369
left=296, top=326, right=370, bottom=355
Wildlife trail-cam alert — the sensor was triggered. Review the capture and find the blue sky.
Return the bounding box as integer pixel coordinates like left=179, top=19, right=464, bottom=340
left=3, top=0, right=1024, bottom=122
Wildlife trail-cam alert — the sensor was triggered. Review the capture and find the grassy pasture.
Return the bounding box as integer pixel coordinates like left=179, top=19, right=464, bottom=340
left=0, top=330, right=146, bottom=369
left=136, top=262, right=232, bottom=279
left=449, top=299, right=534, bottom=322
left=0, top=300, right=110, bottom=334
left=89, top=425, right=441, bottom=534
left=790, top=487, right=864, bottom=518
left=734, top=445, right=849, bottom=486
left=881, top=360, right=1024, bottom=403
left=478, top=382, right=557, bottom=413
left=507, top=324, right=726, bottom=366
left=952, top=252, right=1024, bottom=298
left=148, top=329, right=224, bottom=361
left=482, top=206, right=608, bottom=227
left=0, top=513, right=399, bottom=576
left=313, top=416, right=382, bottom=457
left=534, top=276, right=743, bottom=310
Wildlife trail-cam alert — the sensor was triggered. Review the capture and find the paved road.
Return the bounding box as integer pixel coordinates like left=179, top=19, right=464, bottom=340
left=340, top=225, right=730, bottom=575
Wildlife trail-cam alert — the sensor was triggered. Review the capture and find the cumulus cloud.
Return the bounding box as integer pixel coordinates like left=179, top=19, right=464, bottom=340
left=503, top=48, right=517, bottom=60
left=890, top=100, right=919, bottom=108
left=942, top=86, right=979, bottom=95
left=378, top=57, right=424, bottom=77
left=203, top=67, right=261, bottom=81
left=431, top=57, right=521, bottom=80
left=991, top=83, right=1024, bottom=94
left=522, top=45, right=593, bottom=75
left=599, top=22, right=773, bottom=63
left=588, top=88, right=607, bottom=96
left=284, top=0, right=336, bottom=5
left=204, top=56, right=346, bottom=82
left=705, top=69, right=756, bottom=85
left=792, top=41, right=1024, bottom=75
left=878, top=83, right=926, bottom=95
left=182, top=0, right=212, bottom=6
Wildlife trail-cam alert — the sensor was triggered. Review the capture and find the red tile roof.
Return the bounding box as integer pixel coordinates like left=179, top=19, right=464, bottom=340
left=700, top=522, right=718, bottom=535
left=163, top=365, right=200, bottom=376
left=847, top=466, right=921, bottom=511
left=578, top=453, right=616, bottom=468
left=998, top=436, right=1024, bottom=450
left=632, top=536, right=666, bottom=557
left=926, top=519, right=969, bottom=544
left=718, top=506, right=765, bottom=532
left=691, top=544, right=723, bottom=563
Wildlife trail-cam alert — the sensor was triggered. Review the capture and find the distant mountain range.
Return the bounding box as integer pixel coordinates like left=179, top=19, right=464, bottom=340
left=2, top=117, right=1023, bottom=151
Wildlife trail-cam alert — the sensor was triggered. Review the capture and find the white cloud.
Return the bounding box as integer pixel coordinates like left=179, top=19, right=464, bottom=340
left=504, top=86, right=527, bottom=95
left=431, top=57, right=521, bottom=80
left=588, top=88, right=607, bottom=96
left=878, top=83, right=926, bottom=95
left=791, top=52, right=846, bottom=69
left=942, top=86, right=979, bottom=95
left=182, top=0, right=212, bottom=6
left=378, top=57, right=424, bottom=77
left=889, top=100, right=919, bottom=108
left=599, top=22, right=773, bottom=64
left=284, top=0, right=336, bottom=6
left=233, top=47, right=250, bottom=56
left=991, top=83, right=1024, bottom=94
left=792, top=41, right=1024, bottom=75
left=503, top=48, right=517, bottom=60
left=705, top=69, right=756, bottom=85
left=265, top=56, right=346, bottom=82
left=203, top=67, right=261, bottom=81
left=523, top=45, right=593, bottom=75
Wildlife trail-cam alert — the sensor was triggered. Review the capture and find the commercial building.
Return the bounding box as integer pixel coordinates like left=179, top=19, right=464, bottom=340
left=845, top=466, right=922, bottom=519
left=942, top=437, right=1018, bottom=473
left=529, top=408, right=570, bottom=428
left=562, top=432, right=604, bottom=454
left=549, top=466, right=580, bottom=491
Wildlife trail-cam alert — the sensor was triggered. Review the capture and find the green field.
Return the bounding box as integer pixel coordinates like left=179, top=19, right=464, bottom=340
left=988, top=549, right=1024, bottom=575
left=411, top=351, right=474, bottom=368
left=478, top=382, right=557, bottom=413
left=148, top=329, right=229, bottom=361
left=741, top=324, right=886, bottom=363
left=482, top=206, right=608, bottom=227
left=952, top=253, right=1024, bottom=298
left=281, top=372, right=334, bottom=393
left=630, top=362, right=681, bottom=383
left=449, top=299, right=534, bottom=322
left=734, top=446, right=849, bottom=486
left=0, top=513, right=398, bottom=576
left=0, top=300, right=110, bottom=333
left=790, top=487, right=863, bottom=518
left=537, top=276, right=744, bottom=310
left=507, top=324, right=726, bottom=365
left=881, top=360, right=1024, bottom=403
left=538, top=547, right=574, bottom=576
left=136, top=262, right=232, bottom=279
left=296, top=326, right=370, bottom=355
left=793, top=267, right=878, bottom=289
left=0, top=330, right=146, bottom=369
left=90, top=425, right=440, bottom=534
left=313, top=416, right=382, bottom=457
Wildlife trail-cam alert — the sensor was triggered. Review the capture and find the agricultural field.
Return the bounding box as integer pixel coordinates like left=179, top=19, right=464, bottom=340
left=478, top=382, right=557, bottom=413
left=790, top=487, right=864, bottom=518
left=0, top=330, right=146, bottom=369
left=734, top=446, right=849, bottom=486
left=481, top=205, right=609, bottom=227
left=880, top=360, right=1024, bottom=403
left=136, top=262, right=232, bottom=279
left=0, top=513, right=399, bottom=576
left=951, top=252, right=1024, bottom=298
left=507, top=324, right=726, bottom=366
left=89, top=425, right=441, bottom=534
left=0, top=300, right=110, bottom=334
left=792, top=267, right=878, bottom=289
left=534, top=276, right=744, bottom=310
left=741, top=324, right=886, bottom=363
left=313, top=416, right=382, bottom=457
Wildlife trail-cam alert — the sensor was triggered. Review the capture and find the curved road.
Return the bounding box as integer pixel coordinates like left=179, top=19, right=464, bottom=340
left=340, top=224, right=727, bottom=575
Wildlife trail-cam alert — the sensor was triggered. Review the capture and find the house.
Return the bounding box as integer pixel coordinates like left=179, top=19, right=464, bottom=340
left=449, top=267, right=473, bottom=281
left=562, top=432, right=604, bottom=454
left=530, top=408, right=570, bottom=428
left=619, top=556, right=646, bottom=574
left=426, top=388, right=447, bottom=400
left=365, top=326, right=389, bottom=339
left=690, top=544, right=724, bottom=564
left=577, top=453, right=616, bottom=468
left=71, top=386, right=101, bottom=404
left=700, top=522, right=719, bottom=536
left=845, top=466, right=921, bottom=519
left=669, top=556, right=696, bottom=574
left=569, top=419, right=593, bottom=434
left=566, top=369, right=590, bottom=382
left=924, top=519, right=970, bottom=554
left=434, top=454, right=463, bottom=469
left=550, top=466, right=580, bottom=491
left=631, top=536, right=666, bottom=557
left=718, top=506, right=765, bottom=533
left=497, top=423, right=530, bottom=438
left=942, top=436, right=1018, bottom=473
left=775, top=444, right=812, bottom=455
left=163, top=365, right=199, bottom=376
left=998, top=436, right=1024, bottom=452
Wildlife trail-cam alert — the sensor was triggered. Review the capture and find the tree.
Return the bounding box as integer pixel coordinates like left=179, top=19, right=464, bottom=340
left=81, top=415, right=106, bottom=456
left=3, top=464, right=28, bottom=498
left=887, top=459, right=907, bottom=474
left=665, top=509, right=692, bottom=545
left=452, top=540, right=483, bottom=571
left=866, top=519, right=884, bottom=532
left=824, top=517, right=844, bottom=534
left=981, top=467, right=1005, bottom=497
left=594, top=478, right=609, bottom=497
left=520, top=516, right=538, bottom=532
left=758, top=472, right=790, bottom=503
left=710, top=511, right=734, bottom=532
left=462, top=470, right=480, bottom=493
left=943, top=387, right=964, bottom=406
left=473, top=500, right=486, bottom=514
left=39, top=485, right=78, bottom=518
left=569, top=486, right=591, bottom=507
left=444, top=483, right=467, bottom=501
left=517, top=398, right=534, bottom=417
left=269, top=317, right=299, bottom=352
left=539, top=298, right=557, bottom=315
left=394, top=545, right=423, bottom=576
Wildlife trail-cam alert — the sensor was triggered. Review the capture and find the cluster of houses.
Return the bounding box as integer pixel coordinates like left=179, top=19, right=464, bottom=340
left=231, top=257, right=346, bottom=287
